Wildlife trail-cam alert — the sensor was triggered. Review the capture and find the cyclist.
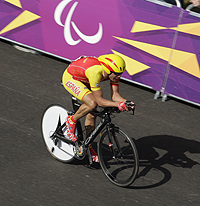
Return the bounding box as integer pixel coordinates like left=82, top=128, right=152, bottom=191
left=62, top=54, right=134, bottom=162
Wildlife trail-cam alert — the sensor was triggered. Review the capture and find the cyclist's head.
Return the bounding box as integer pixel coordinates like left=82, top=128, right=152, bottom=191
left=98, top=54, right=126, bottom=75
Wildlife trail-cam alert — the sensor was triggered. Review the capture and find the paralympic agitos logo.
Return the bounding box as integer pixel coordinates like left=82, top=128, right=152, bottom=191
left=54, top=0, right=103, bottom=46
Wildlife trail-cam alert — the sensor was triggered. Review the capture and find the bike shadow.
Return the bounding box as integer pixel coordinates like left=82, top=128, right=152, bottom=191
left=130, top=135, right=200, bottom=189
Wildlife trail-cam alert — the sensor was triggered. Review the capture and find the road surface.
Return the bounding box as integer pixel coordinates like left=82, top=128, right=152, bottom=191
left=0, top=40, right=200, bottom=206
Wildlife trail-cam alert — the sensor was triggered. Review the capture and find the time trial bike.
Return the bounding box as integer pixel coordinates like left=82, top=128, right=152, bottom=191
left=41, top=96, right=139, bottom=187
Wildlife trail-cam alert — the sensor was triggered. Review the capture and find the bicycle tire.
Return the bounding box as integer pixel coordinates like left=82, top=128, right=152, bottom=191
left=41, top=104, right=76, bottom=163
left=98, top=127, right=139, bottom=187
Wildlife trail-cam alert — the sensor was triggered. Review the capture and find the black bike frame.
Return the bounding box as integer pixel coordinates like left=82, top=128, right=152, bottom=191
left=84, top=113, right=111, bottom=147
left=71, top=95, right=115, bottom=147
left=51, top=96, right=112, bottom=149
left=52, top=111, right=112, bottom=148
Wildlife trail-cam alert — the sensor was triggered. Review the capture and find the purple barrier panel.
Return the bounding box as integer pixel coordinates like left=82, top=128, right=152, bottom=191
left=0, top=0, right=182, bottom=93
left=164, top=9, right=200, bottom=106
left=112, top=0, right=182, bottom=91
left=0, top=0, right=43, bottom=49
left=39, top=0, right=119, bottom=59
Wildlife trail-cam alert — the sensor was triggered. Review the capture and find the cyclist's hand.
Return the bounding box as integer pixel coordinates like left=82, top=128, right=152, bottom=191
left=118, top=102, right=126, bottom=112
left=118, top=100, right=135, bottom=112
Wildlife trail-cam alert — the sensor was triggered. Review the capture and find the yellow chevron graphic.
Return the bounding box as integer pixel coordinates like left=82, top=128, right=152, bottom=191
left=131, top=21, right=200, bottom=37
left=0, top=10, right=41, bottom=35
left=170, top=22, right=200, bottom=37
left=131, top=21, right=167, bottom=33
left=111, top=49, right=150, bottom=75
left=114, top=36, right=200, bottom=79
left=4, top=0, right=22, bottom=8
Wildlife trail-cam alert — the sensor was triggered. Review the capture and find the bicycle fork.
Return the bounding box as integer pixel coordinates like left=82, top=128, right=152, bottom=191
left=107, top=124, right=123, bottom=159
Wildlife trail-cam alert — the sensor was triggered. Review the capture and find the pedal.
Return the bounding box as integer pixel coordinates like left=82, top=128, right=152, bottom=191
left=74, top=142, right=86, bottom=160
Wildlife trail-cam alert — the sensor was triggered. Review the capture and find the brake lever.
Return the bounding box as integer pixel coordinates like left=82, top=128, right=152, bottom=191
left=125, top=101, right=136, bottom=115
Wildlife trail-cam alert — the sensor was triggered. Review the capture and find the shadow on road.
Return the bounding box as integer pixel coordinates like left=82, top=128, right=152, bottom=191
left=130, top=135, right=200, bottom=189
left=63, top=135, right=200, bottom=189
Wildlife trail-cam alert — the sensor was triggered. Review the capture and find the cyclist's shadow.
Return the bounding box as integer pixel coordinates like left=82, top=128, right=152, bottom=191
left=131, top=135, right=200, bottom=189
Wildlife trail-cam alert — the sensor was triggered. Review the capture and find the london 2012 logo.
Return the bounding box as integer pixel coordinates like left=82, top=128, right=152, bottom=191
left=54, top=0, right=103, bottom=46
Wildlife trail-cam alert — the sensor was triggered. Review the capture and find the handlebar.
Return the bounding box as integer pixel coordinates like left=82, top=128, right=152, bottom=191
left=93, top=103, right=135, bottom=117
left=72, top=96, right=135, bottom=116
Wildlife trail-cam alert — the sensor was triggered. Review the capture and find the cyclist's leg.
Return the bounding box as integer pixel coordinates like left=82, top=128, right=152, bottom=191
left=84, top=109, right=99, bottom=162
left=62, top=72, right=98, bottom=140
left=62, top=71, right=97, bottom=120
left=62, top=72, right=89, bottom=141
left=85, top=112, right=96, bottom=133
left=72, top=93, right=97, bottom=120
left=73, top=94, right=99, bottom=162
left=62, top=72, right=99, bottom=162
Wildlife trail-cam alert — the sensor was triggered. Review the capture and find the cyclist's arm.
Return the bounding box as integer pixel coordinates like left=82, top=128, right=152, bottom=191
left=92, top=89, right=118, bottom=107
left=85, top=66, right=117, bottom=107
left=110, top=84, right=126, bottom=103
left=111, top=84, right=135, bottom=111
left=86, top=66, right=123, bottom=107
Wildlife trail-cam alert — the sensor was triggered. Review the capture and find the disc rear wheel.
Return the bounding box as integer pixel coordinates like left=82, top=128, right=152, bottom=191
left=41, top=104, right=76, bottom=163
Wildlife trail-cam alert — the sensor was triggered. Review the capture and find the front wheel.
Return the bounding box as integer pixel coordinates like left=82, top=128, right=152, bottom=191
left=41, top=104, right=76, bottom=163
left=98, top=127, right=139, bottom=187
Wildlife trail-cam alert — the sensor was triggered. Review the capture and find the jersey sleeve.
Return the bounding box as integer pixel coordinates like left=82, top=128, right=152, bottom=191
left=85, top=65, right=102, bottom=91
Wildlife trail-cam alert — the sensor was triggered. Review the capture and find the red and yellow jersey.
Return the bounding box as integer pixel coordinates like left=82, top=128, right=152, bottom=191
left=67, top=56, right=119, bottom=91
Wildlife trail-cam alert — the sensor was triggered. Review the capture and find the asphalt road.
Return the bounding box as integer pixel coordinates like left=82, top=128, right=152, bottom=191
left=0, top=40, right=200, bottom=206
